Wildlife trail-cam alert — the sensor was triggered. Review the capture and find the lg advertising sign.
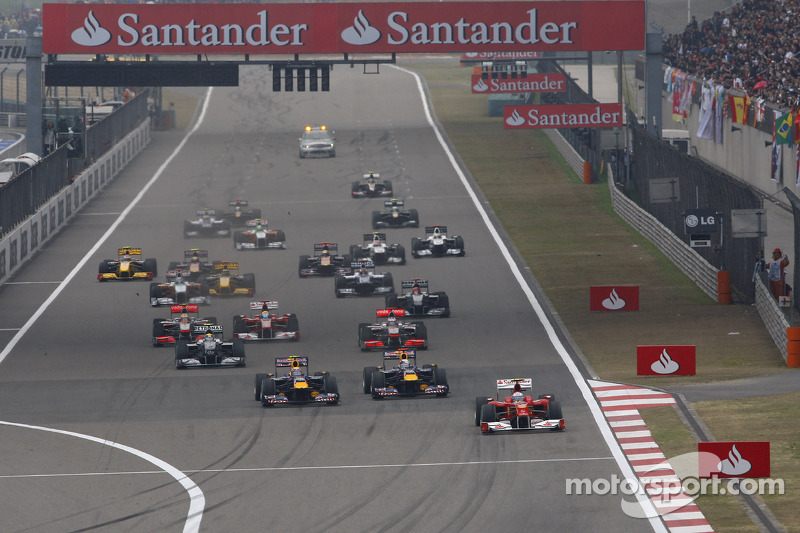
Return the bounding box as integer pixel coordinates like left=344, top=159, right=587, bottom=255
left=43, top=2, right=645, bottom=55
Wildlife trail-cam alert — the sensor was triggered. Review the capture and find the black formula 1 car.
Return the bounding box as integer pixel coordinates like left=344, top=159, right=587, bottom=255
left=233, top=219, right=286, bottom=250
left=475, top=378, right=565, bottom=434
left=220, top=199, right=261, bottom=226
left=233, top=300, right=299, bottom=342
left=205, top=261, right=255, bottom=297
left=350, top=232, right=406, bottom=265
left=371, top=199, right=419, bottom=229
left=411, top=225, right=465, bottom=258
left=183, top=209, right=232, bottom=238
left=362, top=348, right=449, bottom=399
left=98, top=246, right=157, bottom=281
left=254, top=356, right=340, bottom=406
left=358, top=308, right=427, bottom=351
left=167, top=249, right=214, bottom=281
left=386, top=279, right=450, bottom=317
left=149, top=269, right=210, bottom=306
left=174, top=329, right=246, bottom=369
left=152, top=305, right=219, bottom=347
left=351, top=172, right=393, bottom=198
left=334, top=260, right=394, bottom=298
left=298, top=242, right=353, bottom=278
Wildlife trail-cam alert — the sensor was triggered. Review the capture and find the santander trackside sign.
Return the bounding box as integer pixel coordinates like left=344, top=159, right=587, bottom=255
left=43, top=2, right=645, bottom=55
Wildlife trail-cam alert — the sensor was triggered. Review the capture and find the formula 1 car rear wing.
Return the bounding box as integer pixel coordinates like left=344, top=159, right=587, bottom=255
left=192, top=324, right=223, bottom=334
left=377, top=308, right=406, bottom=318
left=496, top=378, right=533, bottom=396
left=118, top=247, right=142, bottom=256
left=170, top=304, right=199, bottom=314
left=184, top=249, right=209, bottom=260
left=362, top=172, right=380, bottom=180
left=275, top=356, right=309, bottom=368
left=425, top=225, right=447, bottom=234
left=213, top=261, right=239, bottom=271
left=245, top=218, right=267, bottom=227
left=229, top=199, right=248, bottom=207
left=384, top=199, right=404, bottom=207
left=383, top=349, right=416, bottom=362
left=363, top=232, right=387, bottom=243
left=314, top=242, right=338, bottom=255
left=250, top=300, right=278, bottom=311
left=165, top=269, right=191, bottom=280
left=351, top=260, right=375, bottom=270
left=401, top=279, right=429, bottom=290
left=196, top=209, right=216, bottom=216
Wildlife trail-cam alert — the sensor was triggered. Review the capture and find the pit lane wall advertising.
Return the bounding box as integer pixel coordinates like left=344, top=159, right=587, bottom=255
left=43, top=2, right=645, bottom=55
left=504, top=103, right=623, bottom=129
left=0, top=121, right=151, bottom=286
left=471, top=73, right=566, bottom=94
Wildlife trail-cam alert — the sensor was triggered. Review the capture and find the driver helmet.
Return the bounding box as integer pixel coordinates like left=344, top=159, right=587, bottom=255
left=291, top=368, right=302, bottom=377
left=512, top=391, right=525, bottom=403
left=122, top=254, right=131, bottom=261
left=387, top=315, right=397, bottom=325
left=261, top=310, right=270, bottom=319
left=412, top=284, right=421, bottom=294
left=399, top=358, right=410, bottom=370
left=174, top=271, right=184, bottom=282
left=373, top=234, right=381, bottom=243
left=179, top=312, right=191, bottom=325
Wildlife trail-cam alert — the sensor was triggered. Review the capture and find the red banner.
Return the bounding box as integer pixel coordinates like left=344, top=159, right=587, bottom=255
left=43, top=2, right=645, bottom=55
left=461, top=52, right=542, bottom=61
left=504, top=103, right=623, bottom=129
left=698, top=442, right=770, bottom=478
left=589, top=286, right=639, bottom=311
left=471, top=73, right=566, bottom=94
left=636, top=345, right=696, bottom=376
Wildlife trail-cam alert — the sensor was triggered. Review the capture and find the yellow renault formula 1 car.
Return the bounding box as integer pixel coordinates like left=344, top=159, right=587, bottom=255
left=98, top=246, right=158, bottom=281
left=205, top=261, right=255, bottom=297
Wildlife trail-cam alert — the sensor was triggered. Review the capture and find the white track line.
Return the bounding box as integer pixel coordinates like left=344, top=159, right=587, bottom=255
left=393, top=64, right=667, bottom=533
left=0, top=88, right=214, bottom=533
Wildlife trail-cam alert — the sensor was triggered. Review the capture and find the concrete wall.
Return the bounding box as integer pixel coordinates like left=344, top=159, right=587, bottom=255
left=0, top=119, right=151, bottom=284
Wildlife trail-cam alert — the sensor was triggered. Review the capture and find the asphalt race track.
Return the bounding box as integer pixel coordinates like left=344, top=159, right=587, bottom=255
left=0, top=63, right=662, bottom=532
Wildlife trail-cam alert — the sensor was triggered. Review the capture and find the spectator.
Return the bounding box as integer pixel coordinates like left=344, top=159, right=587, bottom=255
left=768, top=248, right=790, bottom=300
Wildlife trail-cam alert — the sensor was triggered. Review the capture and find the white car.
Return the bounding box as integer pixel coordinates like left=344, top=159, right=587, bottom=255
left=299, top=125, right=335, bottom=158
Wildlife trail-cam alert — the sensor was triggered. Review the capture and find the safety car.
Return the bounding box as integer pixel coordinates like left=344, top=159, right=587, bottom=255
left=183, top=209, right=232, bottom=238
left=233, top=219, right=286, bottom=250
left=351, top=171, right=393, bottom=198
left=98, top=246, right=157, bottom=281
left=349, top=232, right=406, bottom=265
left=358, top=308, right=427, bottom=351
left=334, top=260, right=394, bottom=298
left=385, top=279, right=450, bottom=317
left=362, top=348, right=448, bottom=399
left=298, top=242, right=353, bottom=277
left=167, top=249, right=215, bottom=281
left=475, top=378, right=565, bottom=434
left=298, top=125, right=336, bottom=158
left=152, top=305, right=219, bottom=347
left=233, top=300, right=299, bottom=341
left=174, top=329, right=246, bottom=369
left=205, top=261, right=255, bottom=297
left=371, top=199, right=419, bottom=229
left=220, top=199, right=261, bottom=226
left=411, top=225, right=465, bottom=258
left=254, top=356, right=339, bottom=406
left=149, top=269, right=211, bottom=306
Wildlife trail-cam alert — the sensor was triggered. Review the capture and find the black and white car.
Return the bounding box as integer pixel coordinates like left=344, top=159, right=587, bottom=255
left=174, top=329, right=245, bottom=369
left=334, top=260, right=394, bottom=298
left=184, top=209, right=232, bottom=238
left=350, top=232, right=406, bottom=265
left=386, top=279, right=450, bottom=317
left=411, top=225, right=465, bottom=258
left=351, top=172, right=393, bottom=198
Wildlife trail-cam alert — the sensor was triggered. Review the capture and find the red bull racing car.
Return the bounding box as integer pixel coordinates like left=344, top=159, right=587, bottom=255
left=298, top=242, right=353, bottom=277
left=362, top=349, right=448, bottom=399
left=475, top=378, right=565, bottom=434
left=254, top=356, right=340, bottom=406
left=220, top=199, right=261, bottom=226
left=233, top=300, right=299, bottom=341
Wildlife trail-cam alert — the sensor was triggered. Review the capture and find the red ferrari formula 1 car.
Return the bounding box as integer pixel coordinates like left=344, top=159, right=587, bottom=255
left=233, top=300, right=299, bottom=342
left=475, top=378, right=564, bottom=434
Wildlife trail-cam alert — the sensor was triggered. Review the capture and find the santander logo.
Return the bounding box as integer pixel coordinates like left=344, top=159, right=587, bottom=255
left=717, top=445, right=752, bottom=476
left=341, top=10, right=381, bottom=45
left=505, top=109, right=525, bottom=127
left=71, top=11, right=112, bottom=47
left=601, top=288, right=626, bottom=310
left=651, top=349, right=680, bottom=374
left=472, top=78, right=489, bottom=92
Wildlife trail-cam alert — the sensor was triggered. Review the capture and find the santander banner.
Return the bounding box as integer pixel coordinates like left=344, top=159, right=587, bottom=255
left=698, top=442, right=770, bottom=478
left=504, top=103, right=623, bottom=129
left=471, top=73, right=566, bottom=94
left=43, top=2, right=645, bottom=55
left=637, top=345, right=696, bottom=376
left=589, top=286, right=639, bottom=311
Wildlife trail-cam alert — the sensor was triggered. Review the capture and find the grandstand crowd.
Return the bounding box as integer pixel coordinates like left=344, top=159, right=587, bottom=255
left=0, top=6, right=41, bottom=39
left=663, top=0, right=800, bottom=110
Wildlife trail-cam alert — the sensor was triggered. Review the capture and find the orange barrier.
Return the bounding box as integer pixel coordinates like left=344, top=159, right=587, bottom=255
left=786, top=327, right=800, bottom=367
left=716, top=270, right=732, bottom=304
left=472, top=65, right=481, bottom=76
left=583, top=161, right=592, bottom=184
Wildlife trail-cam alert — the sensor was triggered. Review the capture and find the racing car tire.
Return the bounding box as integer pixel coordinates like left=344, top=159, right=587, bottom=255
left=168, top=261, right=180, bottom=270
left=175, top=340, right=189, bottom=369
left=143, top=258, right=158, bottom=277
left=384, top=180, right=393, bottom=193
left=233, top=231, right=245, bottom=250
left=232, top=338, right=246, bottom=360
left=287, top=315, right=300, bottom=340
left=413, top=322, right=428, bottom=349
left=329, top=149, right=336, bottom=158
left=149, top=282, right=162, bottom=303
left=274, top=230, right=286, bottom=244
left=538, top=393, right=556, bottom=401
left=299, top=150, right=305, bottom=159
left=243, top=273, right=256, bottom=291
left=183, top=221, right=194, bottom=238
left=349, top=245, right=362, bottom=259
left=434, top=292, right=451, bottom=318
left=370, top=371, right=386, bottom=399
left=233, top=316, right=247, bottom=334
left=382, top=273, right=394, bottom=292
left=254, top=373, right=269, bottom=401
left=394, top=244, right=406, bottom=264
left=324, top=376, right=339, bottom=403
left=362, top=366, right=379, bottom=394
left=152, top=319, right=166, bottom=346
left=480, top=403, right=498, bottom=423
left=371, top=211, right=381, bottom=229
left=251, top=208, right=262, bottom=220
left=98, top=261, right=111, bottom=279
left=221, top=220, right=232, bottom=236
left=475, top=397, right=489, bottom=426
left=547, top=400, right=563, bottom=420
left=358, top=323, right=373, bottom=351
left=455, top=236, right=465, bottom=256
left=334, top=274, right=346, bottom=298
left=342, top=254, right=353, bottom=269
left=260, top=378, right=276, bottom=407
left=409, top=209, right=420, bottom=228
left=411, top=237, right=422, bottom=258
left=351, top=182, right=360, bottom=197
left=298, top=255, right=310, bottom=277
left=432, top=368, right=448, bottom=396
left=385, top=294, right=400, bottom=309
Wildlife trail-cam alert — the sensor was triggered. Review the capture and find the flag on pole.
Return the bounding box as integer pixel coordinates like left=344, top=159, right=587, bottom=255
left=729, top=96, right=746, bottom=124
left=774, top=109, right=793, bottom=145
